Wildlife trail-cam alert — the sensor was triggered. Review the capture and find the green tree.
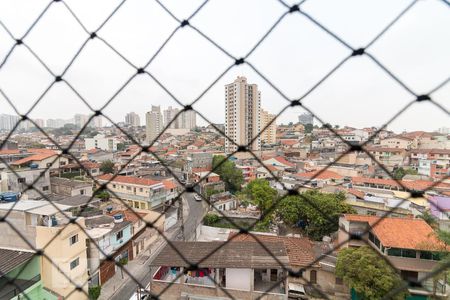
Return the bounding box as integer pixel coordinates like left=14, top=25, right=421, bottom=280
left=88, top=286, right=101, bottom=300
left=116, top=143, right=126, bottom=151
left=336, top=246, right=408, bottom=300
left=277, top=190, right=355, bottom=240
left=203, top=213, right=220, bottom=226
left=241, top=179, right=277, bottom=212
left=100, top=160, right=115, bottom=174
left=417, top=210, right=438, bottom=229
left=212, top=155, right=244, bottom=193
left=393, top=167, right=418, bottom=180
left=304, top=123, right=313, bottom=133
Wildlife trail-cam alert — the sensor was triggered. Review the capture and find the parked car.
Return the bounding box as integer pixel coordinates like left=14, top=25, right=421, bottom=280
left=288, top=283, right=308, bottom=299
left=194, top=194, right=202, bottom=201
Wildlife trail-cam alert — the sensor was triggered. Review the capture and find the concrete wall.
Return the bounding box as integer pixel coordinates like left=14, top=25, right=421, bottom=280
left=226, top=268, right=252, bottom=291
left=36, top=220, right=89, bottom=300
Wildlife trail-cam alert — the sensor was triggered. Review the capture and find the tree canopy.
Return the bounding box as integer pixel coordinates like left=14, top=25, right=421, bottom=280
left=393, top=167, right=418, bottom=180
left=336, top=246, right=408, bottom=300
left=100, top=160, right=115, bottom=174
left=277, top=190, right=355, bottom=240
left=212, top=155, right=244, bottom=193
left=240, top=179, right=278, bottom=212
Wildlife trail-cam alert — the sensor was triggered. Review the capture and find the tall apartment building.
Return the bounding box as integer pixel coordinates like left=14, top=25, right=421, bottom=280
left=0, top=114, right=20, bottom=131
left=163, top=106, right=180, bottom=129
left=89, top=115, right=103, bottom=128
left=46, top=118, right=68, bottom=128
left=260, top=109, right=277, bottom=145
left=74, top=114, right=89, bottom=128
left=146, top=105, right=163, bottom=143
left=34, top=118, right=45, bottom=128
left=298, top=112, right=314, bottom=125
left=125, top=112, right=141, bottom=127
left=225, top=76, right=261, bottom=153
left=181, top=109, right=196, bottom=130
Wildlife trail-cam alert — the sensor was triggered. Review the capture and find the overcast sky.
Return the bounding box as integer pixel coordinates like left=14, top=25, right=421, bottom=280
left=0, top=0, right=448, bottom=133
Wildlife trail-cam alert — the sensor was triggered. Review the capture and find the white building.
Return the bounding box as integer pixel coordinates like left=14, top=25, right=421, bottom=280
left=85, top=134, right=119, bottom=151
left=180, top=109, right=196, bottom=130
left=46, top=118, right=68, bottom=128
left=0, top=114, right=20, bottom=131
left=74, top=114, right=89, bottom=128
left=125, top=112, right=140, bottom=127
left=225, top=76, right=261, bottom=153
left=163, top=106, right=180, bottom=129
left=146, top=106, right=163, bottom=144
left=260, top=109, right=277, bottom=145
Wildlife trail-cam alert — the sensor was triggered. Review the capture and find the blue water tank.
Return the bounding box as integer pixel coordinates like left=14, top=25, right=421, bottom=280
left=0, top=192, right=19, bottom=202
left=29, top=163, right=39, bottom=169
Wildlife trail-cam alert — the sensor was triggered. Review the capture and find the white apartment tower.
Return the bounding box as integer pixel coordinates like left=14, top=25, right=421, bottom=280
left=125, top=112, right=141, bottom=127
left=163, top=106, right=180, bottom=129
left=146, top=105, right=163, bottom=143
left=225, top=76, right=261, bottom=153
left=181, top=110, right=196, bottom=130
left=260, top=109, right=277, bottom=145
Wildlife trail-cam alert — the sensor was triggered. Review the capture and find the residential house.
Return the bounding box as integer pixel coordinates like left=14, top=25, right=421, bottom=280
left=59, top=161, right=101, bottom=178
left=50, top=177, right=93, bottom=197
left=294, top=170, right=343, bottom=188
left=0, top=200, right=89, bottom=299
left=85, top=134, right=119, bottom=152
left=429, top=196, right=450, bottom=231
left=379, top=135, right=415, bottom=149
left=365, top=147, right=407, bottom=170
left=338, top=214, right=449, bottom=298
left=0, top=168, right=51, bottom=199
left=85, top=214, right=133, bottom=286
left=0, top=248, right=58, bottom=300
left=191, top=172, right=226, bottom=197
left=150, top=241, right=289, bottom=300
left=262, top=156, right=296, bottom=173
left=96, top=174, right=177, bottom=210
left=210, top=192, right=237, bottom=211
left=10, top=149, right=68, bottom=170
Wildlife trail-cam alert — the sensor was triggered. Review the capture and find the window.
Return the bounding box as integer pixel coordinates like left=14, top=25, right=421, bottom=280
left=420, top=251, right=432, bottom=260
left=18, top=177, right=26, bottom=183
left=402, top=249, right=416, bottom=258
left=310, top=270, right=317, bottom=284
left=369, top=232, right=375, bottom=243
left=70, top=257, right=79, bottom=270
left=113, top=184, right=116, bottom=188
left=80, top=189, right=85, bottom=195
left=387, top=248, right=402, bottom=257
left=116, top=230, right=123, bottom=240
left=69, top=234, right=78, bottom=245
left=126, top=186, right=131, bottom=191
left=42, top=186, right=49, bottom=191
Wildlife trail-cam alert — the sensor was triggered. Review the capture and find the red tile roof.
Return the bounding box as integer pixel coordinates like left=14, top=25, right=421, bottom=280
left=351, top=177, right=450, bottom=192
left=229, top=233, right=316, bottom=267
left=273, top=156, right=295, bottom=167
left=343, top=214, right=449, bottom=251
left=97, top=174, right=161, bottom=186
left=162, top=180, right=177, bottom=190
left=10, top=153, right=56, bottom=165
left=280, top=139, right=299, bottom=146
left=296, top=170, right=343, bottom=180
left=0, top=149, right=21, bottom=155
left=109, top=209, right=147, bottom=224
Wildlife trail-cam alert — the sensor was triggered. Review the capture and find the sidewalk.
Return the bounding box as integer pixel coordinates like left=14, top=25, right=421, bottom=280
left=99, top=196, right=189, bottom=300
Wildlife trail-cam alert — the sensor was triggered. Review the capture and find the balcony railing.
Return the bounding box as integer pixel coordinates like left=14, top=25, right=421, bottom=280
left=0, top=274, right=41, bottom=299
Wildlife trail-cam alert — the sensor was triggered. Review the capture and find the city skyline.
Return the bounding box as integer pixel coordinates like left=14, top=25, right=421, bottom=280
left=0, top=0, right=448, bottom=133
